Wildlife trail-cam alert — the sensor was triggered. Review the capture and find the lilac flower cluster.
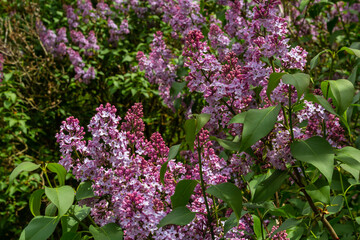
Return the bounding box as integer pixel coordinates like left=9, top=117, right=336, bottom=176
left=37, top=20, right=96, bottom=83
left=37, top=22, right=68, bottom=58
left=38, top=0, right=133, bottom=83
left=162, top=0, right=205, bottom=37
left=287, top=1, right=359, bottom=41
left=269, top=225, right=290, bottom=240
left=57, top=103, right=182, bottom=238
left=57, top=103, right=257, bottom=239
left=137, top=31, right=177, bottom=108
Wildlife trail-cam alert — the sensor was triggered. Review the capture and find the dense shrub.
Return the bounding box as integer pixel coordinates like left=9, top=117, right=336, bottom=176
left=2, top=0, right=360, bottom=239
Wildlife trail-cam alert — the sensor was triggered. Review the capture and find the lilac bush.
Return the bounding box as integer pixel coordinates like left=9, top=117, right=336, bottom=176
left=9, top=0, right=360, bottom=239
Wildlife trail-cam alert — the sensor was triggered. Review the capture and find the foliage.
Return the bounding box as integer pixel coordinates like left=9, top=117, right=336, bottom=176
left=2, top=0, right=360, bottom=239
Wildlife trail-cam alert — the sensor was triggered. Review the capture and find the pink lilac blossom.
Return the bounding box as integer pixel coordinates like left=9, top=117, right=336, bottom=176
left=57, top=104, right=253, bottom=239
left=162, top=0, right=206, bottom=37
left=56, top=103, right=187, bottom=239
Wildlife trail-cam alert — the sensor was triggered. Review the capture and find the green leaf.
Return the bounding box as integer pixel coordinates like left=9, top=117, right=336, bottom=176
left=176, top=67, right=189, bottom=78
left=252, top=215, right=263, bottom=239
left=170, top=81, right=187, bottom=97
left=211, top=137, right=241, bottom=151
left=348, top=65, right=358, bottom=84
left=160, top=144, right=181, bottom=184
left=224, top=211, right=248, bottom=234
left=267, top=72, right=287, bottom=100
left=355, top=217, right=360, bottom=225
left=76, top=181, right=94, bottom=200
left=310, top=50, right=327, bottom=70
left=60, top=232, right=81, bottom=240
left=270, top=218, right=303, bottom=239
left=45, top=203, right=57, bottom=216
left=299, top=0, right=310, bottom=12
left=335, top=146, right=360, bottom=171
left=171, top=180, right=198, bottom=208
left=168, top=144, right=181, bottom=160
left=224, top=212, right=238, bottom=234
left=291, top=136, right=334, bottom=183
left=158, top=206, right=196, bottom=228
left=195, top=113, right=211, bottom=134
left=29, top=189, right=45, bottom=216
left=184, top=118, right=196, bottom=151
left=327, top=195, right=344, bottom=214
left=268, top=204, right=296, bottom=218
left=240, top=105, right=281, bottom=152
left=4, top=100, right=12, bottom=109
left=9, top=162, right=41, bottom=184
left=206, top=182, right=243, bottom=220
left=253, top=170, right=288, bottom=203
left=282, top=73, right=310, bottom=100
left=228, top=112, right=247, bottom=124
left=45, top=186, right=75, bottom=217
left=339, top=47, right=360, bottom=58
left=322, top=79, right=355, bottom=115
left=305, top=178, right=330, bottom=204
left=89, top=223, right=123, bottom=240
left=62, top=205, right=91, bottom=233
left=47, top=163, right=67, bottom=186
left=121, top=55, right=133, bottom=63
left=341, top=164, right=359, bottom=180
left=19, top=216, right=59, bottom=240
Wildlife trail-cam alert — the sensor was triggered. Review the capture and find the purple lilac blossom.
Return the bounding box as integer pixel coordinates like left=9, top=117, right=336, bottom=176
left=137, top=31, right=177, bottom=108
